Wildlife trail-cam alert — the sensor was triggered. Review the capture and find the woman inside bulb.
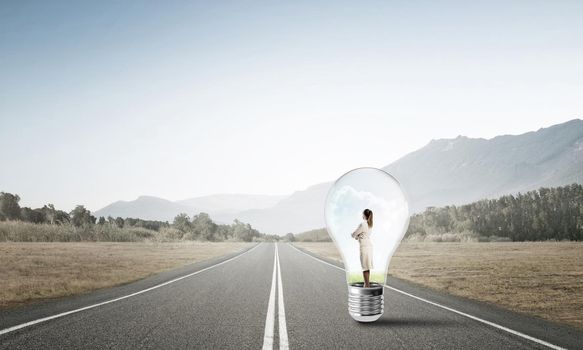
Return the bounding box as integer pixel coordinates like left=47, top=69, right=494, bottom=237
left=351, top=209, right=374, bottom=288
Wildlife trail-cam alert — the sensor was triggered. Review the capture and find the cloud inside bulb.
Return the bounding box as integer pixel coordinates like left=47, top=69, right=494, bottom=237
left=325, top=181, right=409, bottom=279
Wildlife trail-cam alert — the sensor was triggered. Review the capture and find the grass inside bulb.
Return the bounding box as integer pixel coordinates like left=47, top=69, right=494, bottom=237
left=324, top=167, right=410, bottom=322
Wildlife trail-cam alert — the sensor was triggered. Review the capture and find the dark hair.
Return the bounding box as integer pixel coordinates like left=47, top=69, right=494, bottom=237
left=363, top=209, right=373, bottom=228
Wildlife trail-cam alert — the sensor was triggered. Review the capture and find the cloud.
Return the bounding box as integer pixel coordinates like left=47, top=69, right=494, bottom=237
left=325, top=183, right=409, bottom=277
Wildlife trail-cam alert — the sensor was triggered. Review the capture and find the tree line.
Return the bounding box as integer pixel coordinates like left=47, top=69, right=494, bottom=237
left=407, top=183, right=583, bottom=241
left=171, top=212, right=279, bottom=242
left=0, top=192, right=276, bottom=242
left=0, top=192, right=169, bottom=231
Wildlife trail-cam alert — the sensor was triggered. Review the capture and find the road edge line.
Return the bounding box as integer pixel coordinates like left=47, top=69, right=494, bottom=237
left=287, top=243, right=566, bottom=350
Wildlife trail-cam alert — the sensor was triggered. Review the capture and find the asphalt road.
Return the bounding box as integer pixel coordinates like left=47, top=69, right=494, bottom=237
left=1, top=243, right=581, bottom=349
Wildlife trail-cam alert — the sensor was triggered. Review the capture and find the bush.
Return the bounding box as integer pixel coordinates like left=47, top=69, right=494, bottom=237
left=405, top=230, right=482, bottom=243
left=152, top=227, right=184, bottom=242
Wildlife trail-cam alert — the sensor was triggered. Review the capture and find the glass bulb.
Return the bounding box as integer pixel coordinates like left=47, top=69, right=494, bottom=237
left=324, top=167, right=410, bottom=322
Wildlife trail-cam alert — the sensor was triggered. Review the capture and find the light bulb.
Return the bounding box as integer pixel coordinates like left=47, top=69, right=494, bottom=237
left=324, top=167, right=410, bottom=322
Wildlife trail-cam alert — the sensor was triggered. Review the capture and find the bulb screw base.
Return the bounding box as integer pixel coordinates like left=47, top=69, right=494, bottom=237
left=348, top=282, right=384, bottom=322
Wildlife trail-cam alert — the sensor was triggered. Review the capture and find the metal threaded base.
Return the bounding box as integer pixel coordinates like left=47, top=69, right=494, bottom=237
left=348, top=282, right=384, bottom=322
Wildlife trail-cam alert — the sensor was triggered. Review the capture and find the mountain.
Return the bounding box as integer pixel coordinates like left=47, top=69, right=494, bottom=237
left=95, top=119, right=583, bottom=234
left=176, top=194, right=285, bottom=214
left=234, top=119, right=583, bottom=234
left=94, top=196, right=194, bottom=222
left=384, top=118, right=583, bottom=212
left=232, top=183, right=332, bottom=235
left=175, top=194, right=287, bottom=224
left=95, top=194, right=286, bottom=223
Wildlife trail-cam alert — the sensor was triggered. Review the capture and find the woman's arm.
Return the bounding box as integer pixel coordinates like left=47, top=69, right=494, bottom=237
left=351, top=222, right=364, bottom=240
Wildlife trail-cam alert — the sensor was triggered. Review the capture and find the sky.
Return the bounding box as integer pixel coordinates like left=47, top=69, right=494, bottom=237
left=1, top=0, right=582, bottom=212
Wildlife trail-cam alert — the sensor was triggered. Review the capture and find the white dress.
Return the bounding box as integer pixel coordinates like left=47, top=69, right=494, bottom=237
left=352, top=221, right=373, bottom=271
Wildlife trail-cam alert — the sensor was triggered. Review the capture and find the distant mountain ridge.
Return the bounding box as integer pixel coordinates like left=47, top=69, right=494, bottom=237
left=176, top=194, right=285, bottom=214
left=95, top=194, right=285, bottom=223
left=232, top=182, right=331, bottom=234
left=384, top=119, right=583, bottom=212
left=96, top=119, right=583, bottom=234
left=95, top=196, right=194, bottom=222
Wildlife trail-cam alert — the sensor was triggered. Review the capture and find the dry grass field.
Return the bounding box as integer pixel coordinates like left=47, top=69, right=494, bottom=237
left=0, top=242, right=250, bottom=308
left=294, top=242, right=583, bottom=330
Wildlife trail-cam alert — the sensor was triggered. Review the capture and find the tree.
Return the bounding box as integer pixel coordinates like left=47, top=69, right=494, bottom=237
left=125, top=217, right=137, bottom=227
left=173, top=213, right=191, bottom=233
left=215, top=224, right=233, bottom=241
left=70, top=205, right=96, bottom=227
left=231, top=220, right=260, bottom=242
left=40, top=204, right=70, bottom=225
left=98, top=216, right=106, bottom=225
left=115, top=217, right=125, bottom=228
left=284, top=233, right=295, bottom=242
left=192, top=213, right=218, bottom=241
left=41, top=204, right=56, bottom=224
left=20, top=207, right=45, bottom=223
left=0, top=192, right=21, bottom=221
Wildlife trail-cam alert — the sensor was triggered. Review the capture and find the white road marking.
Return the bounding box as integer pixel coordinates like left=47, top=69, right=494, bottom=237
left=288, top=243, right=566, bottom=350
left=276, top=244, right=289, bottom=350
left=0, top=243, right=262, bottom=337
left=262, top=243, right=290, bottom=350
left=262, top=245, right=278, bottom=350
